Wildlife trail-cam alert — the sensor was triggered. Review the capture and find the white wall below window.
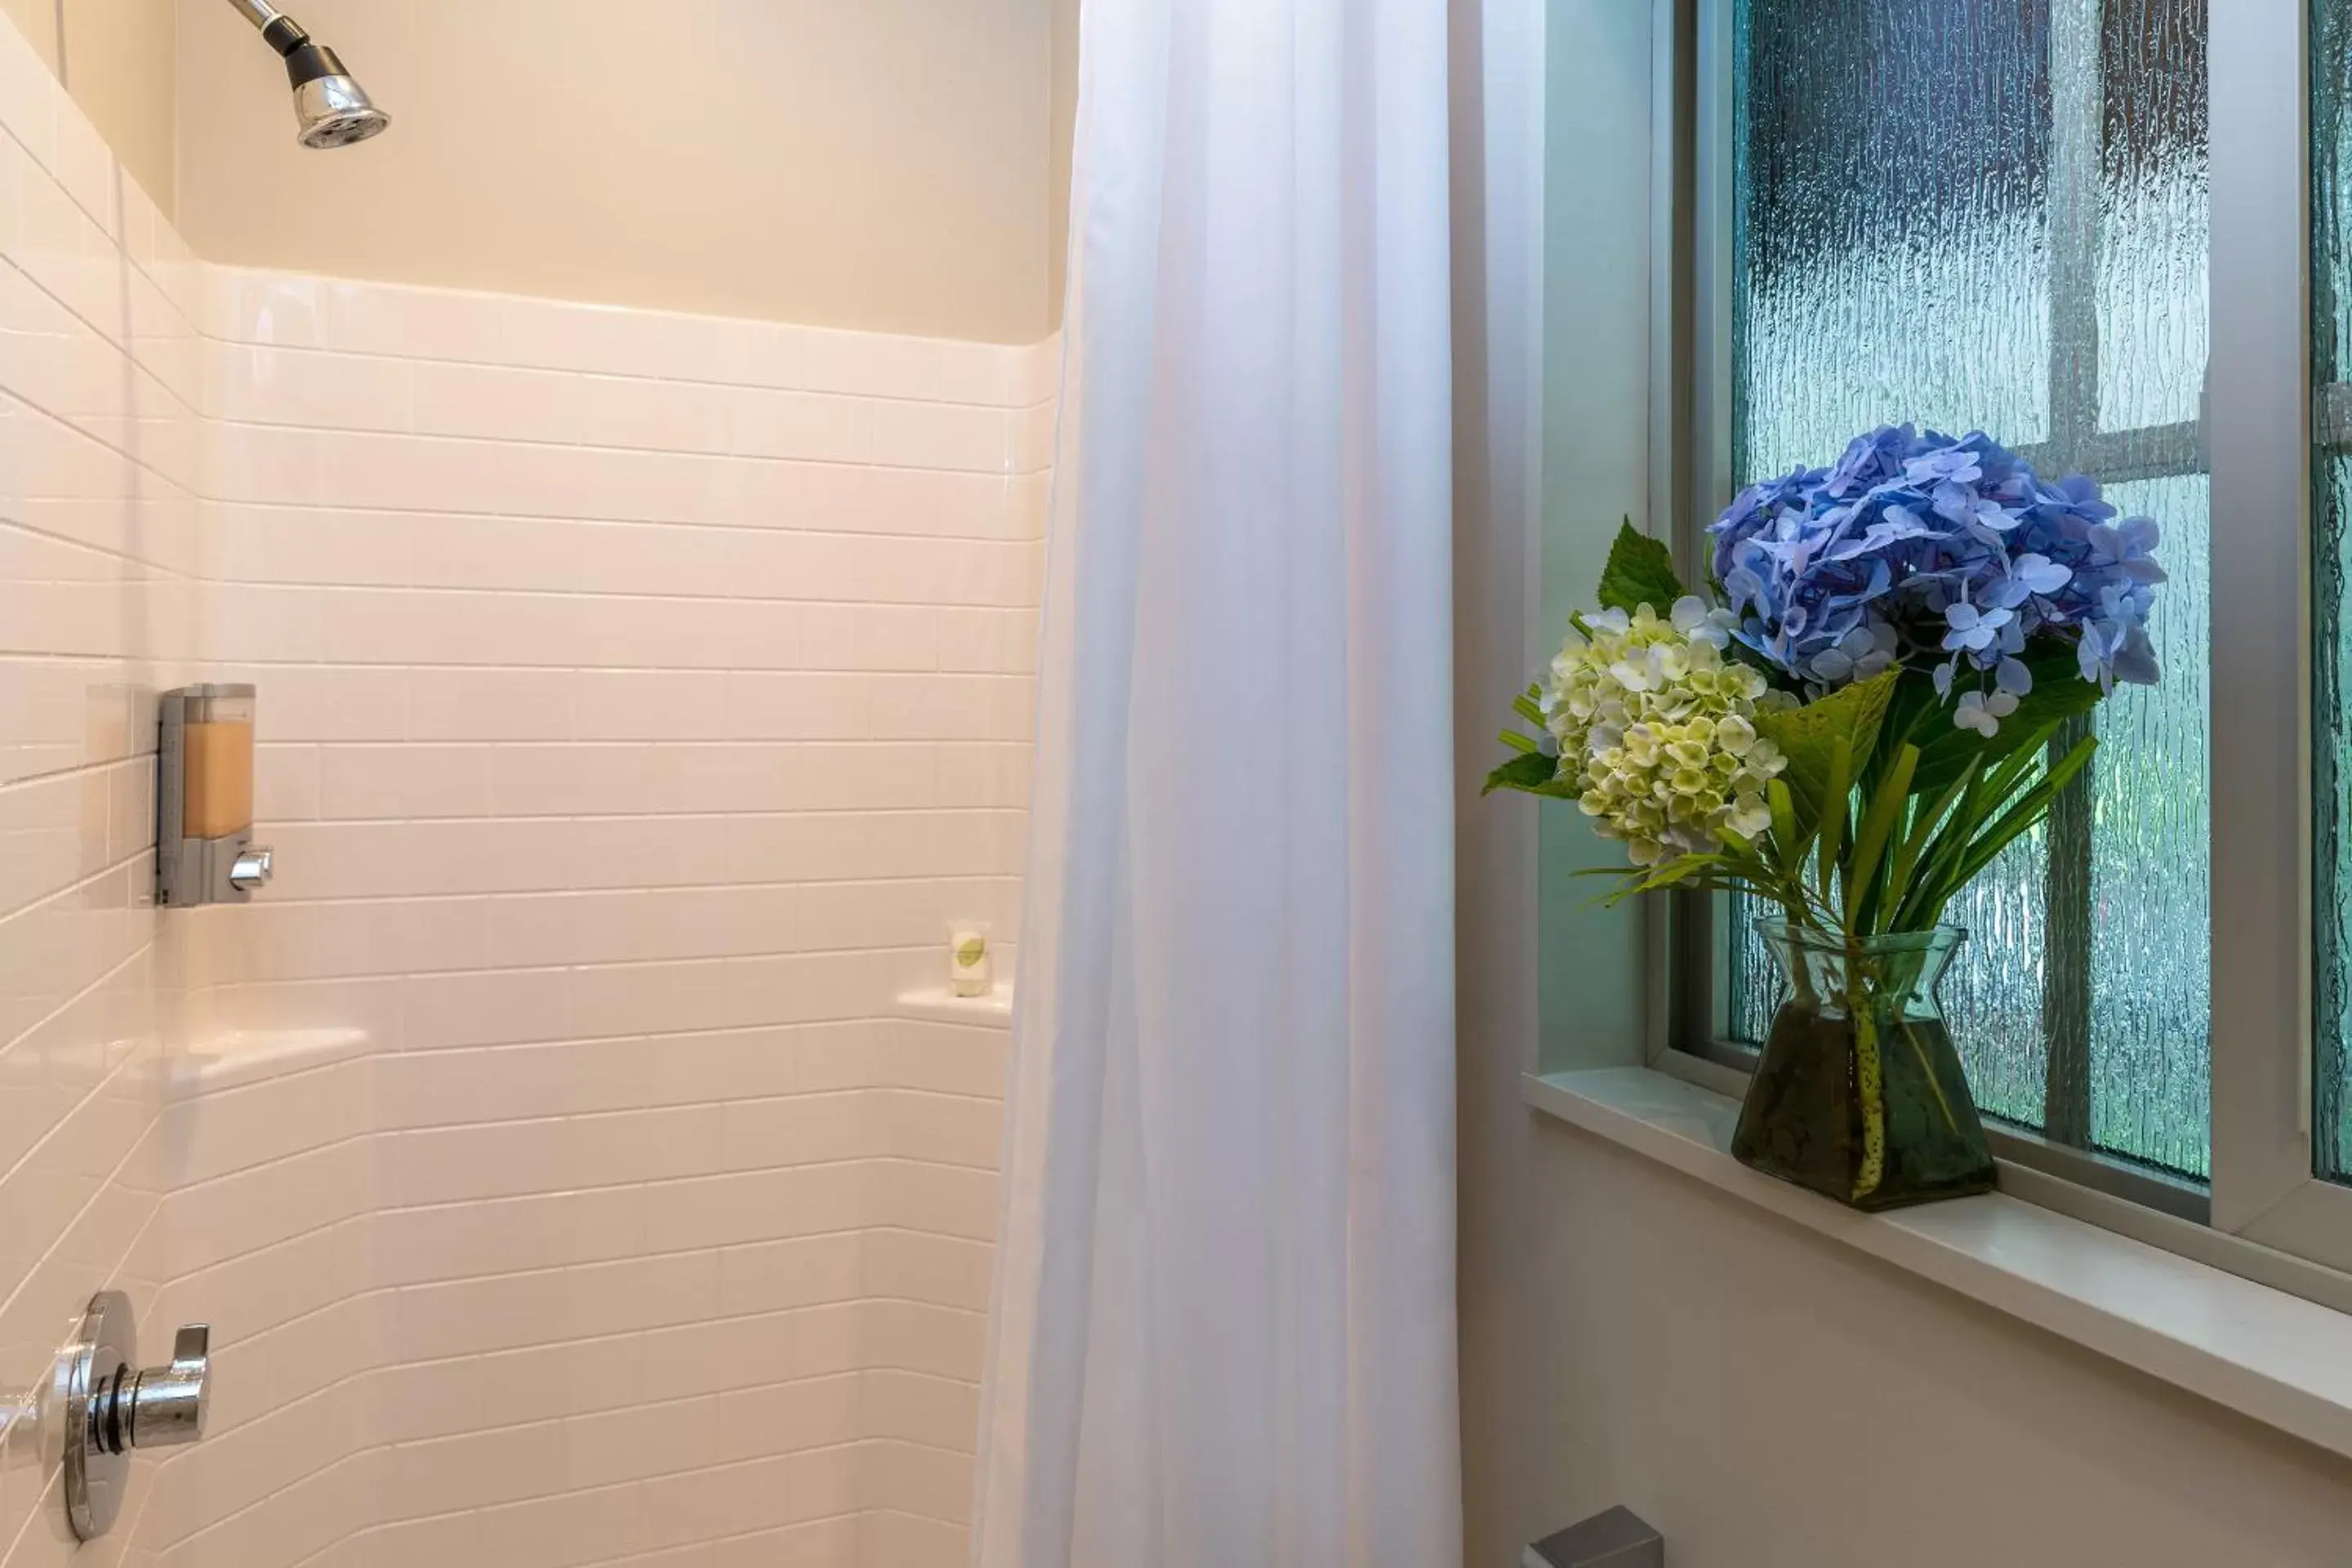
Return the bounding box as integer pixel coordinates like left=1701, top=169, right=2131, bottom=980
left=1505, top=1124, right=2352, bottom=1566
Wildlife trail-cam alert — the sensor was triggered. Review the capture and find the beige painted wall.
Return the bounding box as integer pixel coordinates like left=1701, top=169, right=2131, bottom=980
left=3, top=0, right=176, bottom=212
left=0, top=0, right=47, bottom=70
left=176, top=0, right=1062, bottom=342
left=66, top=0, right=173, bottom=208
left=1049, top=0, right=1078, bottom=320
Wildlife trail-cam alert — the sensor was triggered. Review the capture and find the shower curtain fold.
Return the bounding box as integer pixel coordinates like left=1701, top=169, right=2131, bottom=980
left=971, top=1, right=1461, bottom=1564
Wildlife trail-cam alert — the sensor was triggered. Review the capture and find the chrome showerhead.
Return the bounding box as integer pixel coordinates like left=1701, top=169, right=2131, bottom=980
left=225, top=0, right=390, bottom=149
left=288, top=47, right=390, bottom=149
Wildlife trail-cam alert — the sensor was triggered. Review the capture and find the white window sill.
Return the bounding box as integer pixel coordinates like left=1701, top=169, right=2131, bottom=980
left=1525, top=1066, right=2352, bottom=1463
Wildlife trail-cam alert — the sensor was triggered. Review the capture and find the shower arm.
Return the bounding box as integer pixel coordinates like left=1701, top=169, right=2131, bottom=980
left=221, top=0, right=312, bottom=57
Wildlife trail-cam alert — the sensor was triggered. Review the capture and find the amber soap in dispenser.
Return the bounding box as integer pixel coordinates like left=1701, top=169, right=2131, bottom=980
left=158, top=685, right=274, bottom=906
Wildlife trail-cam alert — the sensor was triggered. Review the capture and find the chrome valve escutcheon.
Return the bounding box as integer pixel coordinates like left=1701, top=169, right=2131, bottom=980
left=58, top=1293, right=212, bottom=1540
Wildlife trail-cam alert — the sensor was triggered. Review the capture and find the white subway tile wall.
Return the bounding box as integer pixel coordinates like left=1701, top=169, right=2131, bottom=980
left=164, top=253, right=1044, bottom=1568
left=0, top=10, right=203, bottom=1568
left=0, top=7, right=1044, bottom=1564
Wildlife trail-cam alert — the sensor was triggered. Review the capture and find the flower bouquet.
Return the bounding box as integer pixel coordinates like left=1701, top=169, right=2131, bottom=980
left=1490, top=425, right=2165, bottom=1210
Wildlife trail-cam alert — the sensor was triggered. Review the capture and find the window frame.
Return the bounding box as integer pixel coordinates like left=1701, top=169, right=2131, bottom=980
left=1655, top=0, right=2352, bottom=1278
left=2208, top=0, right=2345, bottom=1264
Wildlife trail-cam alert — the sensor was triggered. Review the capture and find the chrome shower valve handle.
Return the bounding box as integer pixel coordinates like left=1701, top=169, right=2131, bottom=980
left=58, top=1294, right=213, bottom=1541
left=122, top=1325, right=212, bottom=1451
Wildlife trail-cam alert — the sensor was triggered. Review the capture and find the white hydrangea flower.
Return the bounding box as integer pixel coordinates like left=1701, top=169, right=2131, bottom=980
left=1670, top=593, right=1740, bottom=650
left=1541, top=602, right=1789, bottom=866
left=1952, top=688, right=2020, bottom=737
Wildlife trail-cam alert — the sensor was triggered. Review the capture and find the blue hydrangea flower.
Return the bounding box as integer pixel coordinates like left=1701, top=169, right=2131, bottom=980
left=1708, top=425, right=2165, bottom=729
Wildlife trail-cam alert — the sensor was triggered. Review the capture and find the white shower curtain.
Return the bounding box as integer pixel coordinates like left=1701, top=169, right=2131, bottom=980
left=971, top=1, right=1459, bottom=1564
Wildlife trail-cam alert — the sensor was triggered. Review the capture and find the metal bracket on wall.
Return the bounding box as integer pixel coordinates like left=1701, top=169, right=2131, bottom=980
left=1526, top=1508, right=1665, bottom=1568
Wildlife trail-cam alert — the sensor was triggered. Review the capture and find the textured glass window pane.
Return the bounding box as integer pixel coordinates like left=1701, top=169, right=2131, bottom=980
left=2322, top=452, right=2352, bottom=1180
left=1730, top=0, right=2211, bottom=1178
left=2313, top=0, right=2352, bottom=1183
left=2325, top=455, right=2352, bottom=1180
left=2097, top=1, right=2209, bottom=433
left=2089, top=474, right=2210, bottom=1174
left=1734, top=1, right=2052, bottom=470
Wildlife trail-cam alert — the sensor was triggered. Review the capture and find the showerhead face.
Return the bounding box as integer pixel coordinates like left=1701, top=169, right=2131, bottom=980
left=285, top=42, right=389, bottom=149
left=295, top=73, right=390, bottom=149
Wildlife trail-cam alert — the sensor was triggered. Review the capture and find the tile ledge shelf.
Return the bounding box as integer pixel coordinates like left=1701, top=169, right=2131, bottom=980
left=894, top=983, right=1015, bottom=1028
left=1527, top=1066, right=2352, bottom=1465
left=167, top=1027, right=372, bottom=1098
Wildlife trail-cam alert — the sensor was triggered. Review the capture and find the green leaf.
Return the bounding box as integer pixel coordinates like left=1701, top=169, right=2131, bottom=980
left=1621, top=853, right=1726, bottom=895
left=1980, top=720, right=2062, bottom=805
left=1882, top=755, right=1980, bottom=929
left=1907, top=640, right=2108, bottom=797
left=1764, top=777, right=1807, bottom=877
left=1891, top=731, right=2097, bottom=933
left=1594, top=519, right=1686, bottom=617
left=1944, top=735, right=2099, bottom=894
left=1813, top=736, right=1853, bottom=909
left=1892, top=753, right=1999, bottom=933
left=1512, top=685, right=1545, bottom=728
left=1597, top=862, right=1771, bottom=906
left=1498, top=728, right=1539, bottom=755
left=1845, top=742, right=1919, bottom=924
left=1753, top=668, right=1900, bottom=827
left=1482, top=750, right=1568, bottom=797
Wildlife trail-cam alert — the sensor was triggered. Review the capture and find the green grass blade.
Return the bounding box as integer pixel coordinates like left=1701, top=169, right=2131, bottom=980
left=1882, top=755, right=1980, bottom=929
left=1844, top=742, right=1919, bottom=928
left=1900, top=735, right=2096, bottom=929
left=1891, top=755, right=1993, bottom=933
left=1975, top=721, right=2061, bottom=813
left=1814, top=736, right=1852, bottom=912
left=1941, top=735, right=2098, bottom=894
left=1766, top=778, right=1798, bottom=851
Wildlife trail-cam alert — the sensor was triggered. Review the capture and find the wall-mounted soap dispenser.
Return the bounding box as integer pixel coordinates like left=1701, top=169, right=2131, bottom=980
left=157, top=685, right=274, bottom=906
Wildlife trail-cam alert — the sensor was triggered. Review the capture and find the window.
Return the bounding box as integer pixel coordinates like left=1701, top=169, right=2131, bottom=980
left=2317, top=0, right=2352, bottom=1187
left=1716, top=0, right=2214, bottom=1180
left=1634, top=0, right=2352, bottom=1282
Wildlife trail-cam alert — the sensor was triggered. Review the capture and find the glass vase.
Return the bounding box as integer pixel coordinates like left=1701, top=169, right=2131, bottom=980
left=1732, top=921, right=1997, bottom=1211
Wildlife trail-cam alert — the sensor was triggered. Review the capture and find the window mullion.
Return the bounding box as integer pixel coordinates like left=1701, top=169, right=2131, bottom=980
left=2041, top=0, right=2107, bottom=1151
left=1682, top=0, right=1738, bottom=1058
left=2048, top=0, right=2106, bottom=461
left=2207, top=0, right=2316, bottom=1233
